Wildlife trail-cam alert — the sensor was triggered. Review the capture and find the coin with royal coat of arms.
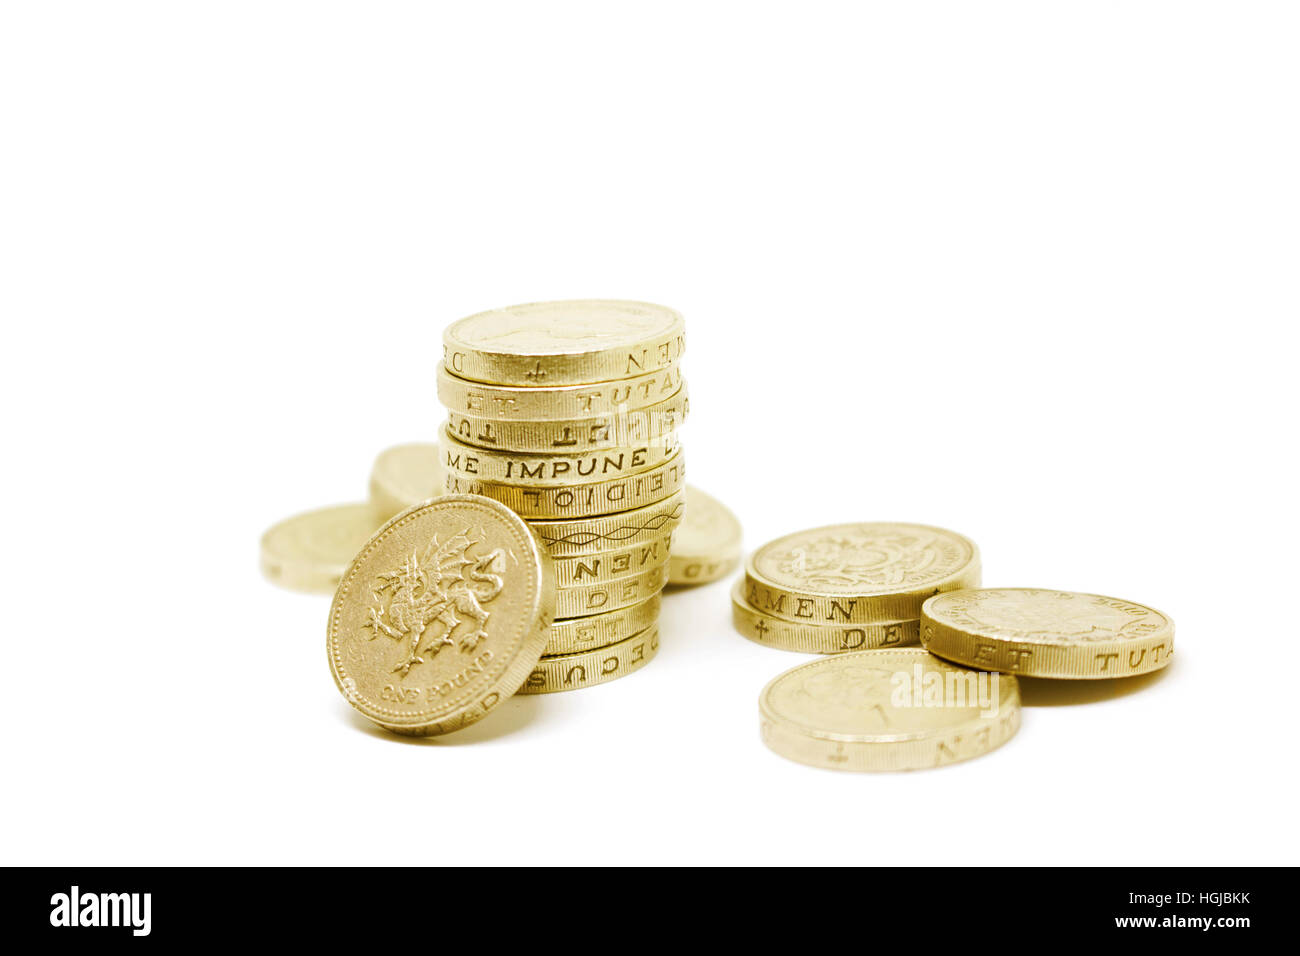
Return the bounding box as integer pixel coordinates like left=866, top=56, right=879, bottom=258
left=327, top=495, right=555, bottom=736
left=921, top=588, right=1175, bottom=679
left=744, top=522, right=980, bottom=625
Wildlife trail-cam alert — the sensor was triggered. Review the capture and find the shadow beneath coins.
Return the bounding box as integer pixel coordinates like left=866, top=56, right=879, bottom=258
left=661, top=583, right=717, bottom=595
left=338, top=693, right=546, bottom=745
left=1017, top=660, right=1175, bottom=707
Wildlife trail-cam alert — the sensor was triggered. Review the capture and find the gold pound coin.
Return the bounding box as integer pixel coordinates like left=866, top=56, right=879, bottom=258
left=553, top=535, right=673, bottom=587
left=667, top=485, right=742, bottom=586
left=437, top=363, right=684, bottom=421
left=744, top=522, right=980, bottom=625
left=555, top=564, right=666, bottom=618
left=759, top=649, right=1021, bottom=772
left=442, top=451, right=685, bottom=520
left=260, top=502, right=380, bottom=593
left=445, top=387, right=687, bottom=454
left=731, top=582, right=919, bottom=653
left=443, top=299, right=685, bottom=387
left=369, top=442, right=442, bottom=519
left=326, top=495, right=555, bottom=736
left=441, top=427, right=678, bottom=485
left=519, top=625, right=660, bottom=695
left=528, top=491, right=686, bottom=558
left=544, top=594, right=661, bottom=655
left=921, top=588, right=1175, bottom=679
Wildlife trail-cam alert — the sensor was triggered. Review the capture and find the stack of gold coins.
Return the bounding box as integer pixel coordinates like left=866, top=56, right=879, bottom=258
left=733, top=522, right=980, bottom=654
left=437, top=300, right=688, bottom=693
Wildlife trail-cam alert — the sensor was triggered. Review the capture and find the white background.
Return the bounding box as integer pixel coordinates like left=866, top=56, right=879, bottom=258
left=2, top=2, right=1296, bottom=866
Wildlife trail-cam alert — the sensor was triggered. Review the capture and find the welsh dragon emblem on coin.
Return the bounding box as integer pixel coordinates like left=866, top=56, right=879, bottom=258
left=364, top=530, right=506, bottom=677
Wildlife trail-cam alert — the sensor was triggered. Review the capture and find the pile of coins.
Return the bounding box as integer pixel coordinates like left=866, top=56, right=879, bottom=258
left=269, top=298, right=1177, bottom=762
left=437, top=300, right=689, bottom=694
left=736, top=521, right=1174, bottom=772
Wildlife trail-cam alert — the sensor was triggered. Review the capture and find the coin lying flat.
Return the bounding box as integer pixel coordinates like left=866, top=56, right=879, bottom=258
left=441, top=427, right=678, bottom=485
left=667, top=485, right=742, bottom=586
left=442, top=452, right=685, bottom=519
left=745, top=522, right=980, bottom=625
left=731, top=582, right=919, bottom=653
left=545, top=594, right=661, bottom=656
left=445, top=387, right=687, bottom=453
left=260, top=502, right=381, bottom=593
left=528, top=491, right=686, bottom=558
left=369, top=442, right=442, bottom=520
left=437, top=363, right=684, bottom=421
left=327, top=495, right=555, bottom=736
left=921, top=588, right=1175, bottom=679
left=519, top=626, right=659, bottom=695
left=759, top=649, right=1020, bottom=772
left=443, top=300, right=686, bottom=387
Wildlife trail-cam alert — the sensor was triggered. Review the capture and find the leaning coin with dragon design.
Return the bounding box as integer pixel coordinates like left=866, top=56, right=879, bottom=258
left=327, top=494, right=555, bottom=735
left=744, top=522, right=980, bottom=625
